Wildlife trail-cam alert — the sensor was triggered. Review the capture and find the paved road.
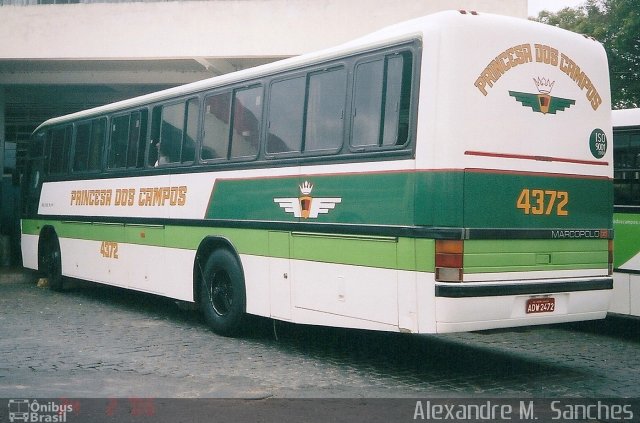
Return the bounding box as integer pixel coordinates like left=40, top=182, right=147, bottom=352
left=1, top=267, right=639, bottom=399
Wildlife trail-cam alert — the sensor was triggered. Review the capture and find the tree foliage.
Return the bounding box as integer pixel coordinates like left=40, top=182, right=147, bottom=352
left=533, top=0, right=640, bottom=109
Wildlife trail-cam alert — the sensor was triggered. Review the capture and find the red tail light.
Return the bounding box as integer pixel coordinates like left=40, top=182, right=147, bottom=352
left=435, top=240, right=464, bottom=282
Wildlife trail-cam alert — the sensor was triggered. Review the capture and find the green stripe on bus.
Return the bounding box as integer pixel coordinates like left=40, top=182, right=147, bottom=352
left=24, top=219, right=608, bottom=274
left=463, top=172, right=612, bottom=229
left=613, top=212, right=640, bottom=268
left=289, top=235, right=435, bottom=271
left=21, top=219, right=435, bottom=272
left=464, top=239, right=609, bottom=273
left=205, top=171, right=612, bottom=229
left=207, top=172, right=419, bottom=226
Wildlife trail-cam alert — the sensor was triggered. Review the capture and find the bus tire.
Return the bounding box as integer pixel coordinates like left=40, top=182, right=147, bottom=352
left=200, top=249, right=246, bottom=337
left=40, top=235, right=64, bottom=292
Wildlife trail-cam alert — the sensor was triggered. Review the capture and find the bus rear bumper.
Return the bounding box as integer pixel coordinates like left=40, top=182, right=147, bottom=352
left=434, top=277, right=612, bottom=333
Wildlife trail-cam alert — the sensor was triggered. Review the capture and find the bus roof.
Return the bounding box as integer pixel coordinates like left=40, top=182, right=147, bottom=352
left=613, top=108, right=640, bottom=128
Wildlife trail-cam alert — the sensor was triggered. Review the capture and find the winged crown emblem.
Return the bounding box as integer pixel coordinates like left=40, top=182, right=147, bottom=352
left=509, top=77, right=575, bottom=114
left=274, top=181, right=341, bottom=219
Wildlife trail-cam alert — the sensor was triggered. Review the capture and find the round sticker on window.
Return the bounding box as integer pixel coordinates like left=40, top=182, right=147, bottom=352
left=589, top=128, right=607, bottom=159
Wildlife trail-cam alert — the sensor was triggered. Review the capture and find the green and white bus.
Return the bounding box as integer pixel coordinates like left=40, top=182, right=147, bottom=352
left=611, top=108, right=640, bottom=317
left=21, top=11, right=614, bottom=336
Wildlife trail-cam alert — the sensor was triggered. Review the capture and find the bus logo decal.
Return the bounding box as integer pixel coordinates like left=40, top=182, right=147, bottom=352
left=509, top=77, right=575, bottom=114
left=475, top=43, right=602, bottom=110
left=274, top=181, right=341, bottom=219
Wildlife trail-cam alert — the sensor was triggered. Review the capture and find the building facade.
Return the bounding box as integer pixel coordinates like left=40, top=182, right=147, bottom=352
left=0, top=0, right=527, bottom=264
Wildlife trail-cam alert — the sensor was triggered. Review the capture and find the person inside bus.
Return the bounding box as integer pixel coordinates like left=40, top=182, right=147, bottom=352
left=154, top=140, right=170, bottom=167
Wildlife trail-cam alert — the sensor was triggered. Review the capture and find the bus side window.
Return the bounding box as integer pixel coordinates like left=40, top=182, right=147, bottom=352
left=183, top=98, right=198, bottom=163
left=382, top=55, right=403, bottom=146
left=74, top=118, right=107, bottom=172
left=614, top=131, right=640, bottom=206
left=203, top=92, right=231, bottom=160
left=159, top=102, right=185, bottom=165
left=88, top=118, right=106, bottom=172
left=157, top=98, right=200, bottom=165
left=48, top=125, right=72, bottom=174
left=126, top=110, right=148, bottom=168
left=109, top=114, right=130, bottom=169
left=267, top=76, right=305, bottom=154
left=202, top=87, right=261, bottom=161
left=352, top=59, right=383, bottom=148
left=396, top=51, right=413, bottom=146
left=73, top=122, right=91, bottom=172
left=351, top=51, right=412, bottom=149
left=149, top=106, right=162, bottom=167
left=230, top=86, right=261, bottom=159
left=304, top=68, right=346, bottom=153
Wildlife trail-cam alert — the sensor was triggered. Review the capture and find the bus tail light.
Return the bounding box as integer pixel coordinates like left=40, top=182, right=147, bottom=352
left=435, top=240, right=464, bottom=282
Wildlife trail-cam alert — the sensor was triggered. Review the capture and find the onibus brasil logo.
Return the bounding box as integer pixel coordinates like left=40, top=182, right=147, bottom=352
left=274, top=181, right=341, bottom=219
left=8, top=399, right=74, bottom=422
left=509, top=77, right=576, bottom=114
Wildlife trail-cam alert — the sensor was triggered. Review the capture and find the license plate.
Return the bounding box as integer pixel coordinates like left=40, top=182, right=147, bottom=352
left=526, top=297, right=555, bottom=314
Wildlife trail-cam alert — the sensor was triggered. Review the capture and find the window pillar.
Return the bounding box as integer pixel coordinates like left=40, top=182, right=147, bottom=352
left=0, top=86, right=5, bottom=235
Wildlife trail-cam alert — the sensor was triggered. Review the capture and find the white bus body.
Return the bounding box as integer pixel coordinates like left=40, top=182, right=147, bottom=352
left=22, top=11, right=614, bottom=335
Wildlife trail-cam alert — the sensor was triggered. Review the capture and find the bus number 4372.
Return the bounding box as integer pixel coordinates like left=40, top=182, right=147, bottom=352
left=517, top=189, right=569, bottom=216
left=100, top=241, right=119, bottom=259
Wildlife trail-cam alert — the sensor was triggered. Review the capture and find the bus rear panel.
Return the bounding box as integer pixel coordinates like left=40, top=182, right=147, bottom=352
left=416, top=12, right=613, bottom=332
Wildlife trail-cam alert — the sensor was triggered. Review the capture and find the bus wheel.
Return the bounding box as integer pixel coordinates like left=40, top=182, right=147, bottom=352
left=41, top=237, right=63, bottom=291
left=200, top=249, right=246, bottom=337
